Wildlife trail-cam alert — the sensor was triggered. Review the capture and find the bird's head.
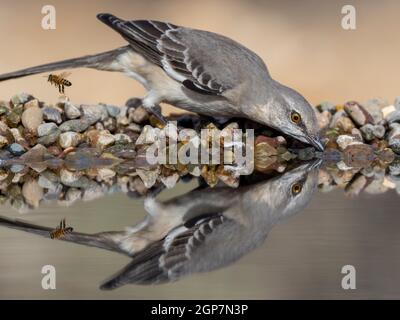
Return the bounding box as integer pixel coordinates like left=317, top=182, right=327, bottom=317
left=265, top=83, right=324, bottom=151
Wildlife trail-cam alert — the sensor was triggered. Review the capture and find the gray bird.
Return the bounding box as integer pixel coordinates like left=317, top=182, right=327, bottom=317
left=0, top=160, right=320, bottom=290
left=0, top=14, right=323, bottom=151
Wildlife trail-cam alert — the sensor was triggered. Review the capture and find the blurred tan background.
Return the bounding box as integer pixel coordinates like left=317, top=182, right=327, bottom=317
left=0, top=0, right=399, bottom=109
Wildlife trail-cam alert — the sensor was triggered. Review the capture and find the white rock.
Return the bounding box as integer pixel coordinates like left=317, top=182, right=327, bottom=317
left=59, top=132, right=81, bottom=148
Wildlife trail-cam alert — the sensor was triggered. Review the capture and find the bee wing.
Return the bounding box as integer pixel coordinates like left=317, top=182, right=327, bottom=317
left=58, top=72, right=71, bottom=79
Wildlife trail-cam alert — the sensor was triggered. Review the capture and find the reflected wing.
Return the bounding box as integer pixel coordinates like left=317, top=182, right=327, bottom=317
left=100, top=214, right=226, bottom=290
left=97, top=14, right=241, bottom=95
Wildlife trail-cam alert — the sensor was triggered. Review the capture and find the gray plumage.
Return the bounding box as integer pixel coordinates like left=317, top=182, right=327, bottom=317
left=0, top=161, right=320, bottom=290
left=0, top=13, right=323, bottom=150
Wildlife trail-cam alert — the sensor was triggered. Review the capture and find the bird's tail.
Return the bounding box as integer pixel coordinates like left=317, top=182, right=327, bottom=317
left=0, top=46, right=129, bottom=82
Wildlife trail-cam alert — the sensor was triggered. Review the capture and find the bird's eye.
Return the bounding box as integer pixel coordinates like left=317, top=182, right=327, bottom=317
left=291, top=112, right=301, bottom=124
left=291, top=182, right=302, bottom=195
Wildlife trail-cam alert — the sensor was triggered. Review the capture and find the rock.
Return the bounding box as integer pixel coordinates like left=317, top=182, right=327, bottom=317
left=350, top=128, right=363, bottom=141
left=395, top=96, right=400, bottom=111
left=160, top=172, right=180, bottom=188
left=19, top=144, right=49, bottom=164
left=130, top=176, right=148, bottom=195
left=345, top=174, right=368, bottom=197
left=388, top=123, right=400, bottom=154
left=316, top=110, right=332, bottom=129
left=60, top=169, right=90, bottom=188
left=344, top=101, right=374, bottom=126
left=38, top=170, right=60, bottom=190
left=336, top=134, right=362, bottom=150
left=37, top=122, right=58, bottom=137
left=22, top=178, right=43, bottom=208
left=0, top=102, right=10, bottom=116
left=81, top=181, right=104, bottom=201
left=136, top=125, right=159, bottom=145
left=104, top=143, right=136, bottom=159
left=363, top=98, right=386, bottom=124
left=114, top=133, right=132, bottom=144
left=59, top=132, right=82, bottom=149
left=81, top=104, right=108, bottom=123
left=126, top=97, right=142, bottom=109
left=8, top=143, right=25, bottom=156
left=6, top=109, right=22, bottom=127
left=389, top=159, right=400, bottom=175
left=64, top=102, right=81, bottom=119
left=125, top=123, right=142, bottom=133
left=87, top=130, right=115, bottom=149
left=382, top=105, right=396, bottom=119
left=37, top=128, right=61, bottom=146
left=360, top=124, right=385, bottom=141
left=21, top=107, right=43, bottom=133
left=364, top=178, right=388, bottom=195
left=105, top=105, right=121, bottom=117
left=23, top=99, right=40, bottom=110
left=97, top=168, right=116, bottom=181
left=10, top=164, right=25, bottom=173
left=129, top=106, right=149, bottom=123
left=0, top=135, right=8, bottom=148
left=386, top=110, right=400, bottom=124
left=329, top=110, right=355, bottom=132
left=136, top=168, right=159, bottom=188
left=42, top=106, right=62, bottom=124
left=11, top=93, right=32, bottom=106
left=296, top=147, right=315, bottom=161
left=59, top=118, right=90, bottom=132
left=65, top=188, right=82, bottom=203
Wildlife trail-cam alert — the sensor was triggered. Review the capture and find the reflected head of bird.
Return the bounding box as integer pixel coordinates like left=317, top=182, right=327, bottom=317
left=264, top=82, right=324, bottom=151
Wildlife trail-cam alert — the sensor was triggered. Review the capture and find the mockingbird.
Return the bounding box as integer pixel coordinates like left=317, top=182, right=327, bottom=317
left=0, top=13, right=323, bottom=151
left=0, top=160, right=320, bottom=289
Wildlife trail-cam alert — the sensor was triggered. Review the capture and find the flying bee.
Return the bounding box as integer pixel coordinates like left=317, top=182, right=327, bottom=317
left=46, top=72, right=72, bottom=94
left=50, top=218, right=74, bottom=240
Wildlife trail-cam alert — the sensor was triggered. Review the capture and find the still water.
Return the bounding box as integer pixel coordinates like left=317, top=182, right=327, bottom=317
left=0, top=161, right=399, bottom=299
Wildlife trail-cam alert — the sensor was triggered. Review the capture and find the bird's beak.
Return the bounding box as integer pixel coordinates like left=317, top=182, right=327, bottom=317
left=307, top=135, right=324, bottom=152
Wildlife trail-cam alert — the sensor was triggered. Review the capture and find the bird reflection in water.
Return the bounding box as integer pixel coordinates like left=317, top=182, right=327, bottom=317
left=0, top=160, right=320, bottom=290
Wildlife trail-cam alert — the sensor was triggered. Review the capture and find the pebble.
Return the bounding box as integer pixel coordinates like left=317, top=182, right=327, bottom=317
left=386, top=110, right=400, bottom=124
left=135, top=125, right=160, bottom=145
left=21, top=107, right=43, bottom=133
left=59, top=119, right=90, bottom=132
left=64, top=102, right=81, bottom=119
left=65, top=188, right=82, bottom=203
left=11, top=93, right=31, bottom=106
left=60, top=169, right=90, bottom=188
left=22, top=178, right=43, bottom=208
left=126, top=98, right=142, bottom=109
left=82, top=182, right=104, bottom=201
left=316, top=101, right=336, bottom=113
left=38, top=170, right=60, bottom=190
left=316, top=110, right=332, bottom=129
left=105, top=105, right=121, bottom=117
left=42, top=106, right=62, bottom=124
left=388, top=123, right=400, bottom=154
left=97, top=168, right=116, bottom=181
left=114, top=133, right=132, bottom=144
left=59, top=132, right=82, bottom=149
left=37, top=122, right=59, bottom=137
left=389, top=159, right=400, bottom=175
left=136, top=168, right=159, bottom=188
left=8, top=143, right=25, bottom=156
left=344, top=101, right=374, bottom=126
left=81, top=104, right=108, bottom=123
left=10, top=164, right=25, bottom=173
left=160, top=172, right=180, bottom=189
left=336, top=134, right=362, bottom=150
left=360, top=124, right=385, bottom=141
left=363, top=98, right=386, bottom=124
left=0, top=135, right=8, bottom=148
left=329, top=110, right=355, bottom=132
left=129, top=106, right=149, bottom=123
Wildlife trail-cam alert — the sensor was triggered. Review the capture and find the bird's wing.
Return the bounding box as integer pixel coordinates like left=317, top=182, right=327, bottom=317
left=97, top=14, right=259, bottom=96
left=100, top=213, right=227, bottom=290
